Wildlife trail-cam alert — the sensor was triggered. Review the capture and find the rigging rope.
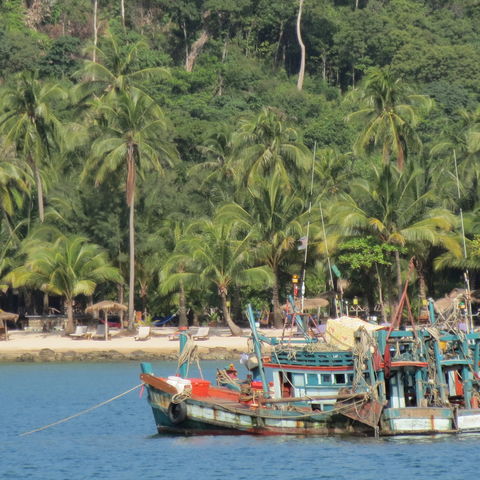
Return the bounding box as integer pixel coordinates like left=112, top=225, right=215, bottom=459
left=18, top=384, right=143, bottom=437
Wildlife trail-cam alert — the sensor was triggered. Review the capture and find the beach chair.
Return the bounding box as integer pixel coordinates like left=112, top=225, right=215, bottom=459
left=69, top=325, right=88, bottom=339
left=92, top=324, right=110, bottom=340
left=193, top=327, right=209, bottom=340
left=0, top=319, right=7, bottom=341
left=134, top=326, right=151, bottom=341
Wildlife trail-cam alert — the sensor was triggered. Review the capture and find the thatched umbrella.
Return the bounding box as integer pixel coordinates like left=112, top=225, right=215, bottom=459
left=282, top=297, right=329, bottom=312
left=85, top=301, right=127, bottom=341
left=302, top=297, right=329, bottom=310
left=0, top=310, right=18, bottom=341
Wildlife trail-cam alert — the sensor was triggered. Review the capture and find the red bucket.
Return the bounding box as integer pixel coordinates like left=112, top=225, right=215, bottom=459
left=190, top=379, right=211, bottom=396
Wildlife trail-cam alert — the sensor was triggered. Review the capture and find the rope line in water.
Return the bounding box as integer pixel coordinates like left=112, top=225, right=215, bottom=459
left=19, top=383, right=143, bottom=437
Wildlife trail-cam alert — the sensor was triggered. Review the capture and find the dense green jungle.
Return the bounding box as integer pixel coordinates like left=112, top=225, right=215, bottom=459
left=1, top=0, right=480, bottom=334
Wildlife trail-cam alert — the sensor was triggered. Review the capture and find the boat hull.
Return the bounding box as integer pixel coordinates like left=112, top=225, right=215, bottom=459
left=380, top=407, right=455, bottom=435
left=456, top=409, right=480, bottom=432
left=146, top=385, right=374, bottom=436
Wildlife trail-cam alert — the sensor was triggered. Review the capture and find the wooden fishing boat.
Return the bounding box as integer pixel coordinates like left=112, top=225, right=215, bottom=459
left=140, top=306, right=383, bottom=436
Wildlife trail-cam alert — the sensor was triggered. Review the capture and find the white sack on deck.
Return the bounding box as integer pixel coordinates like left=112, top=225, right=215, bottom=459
left=325, top=316, right=384, bottom=350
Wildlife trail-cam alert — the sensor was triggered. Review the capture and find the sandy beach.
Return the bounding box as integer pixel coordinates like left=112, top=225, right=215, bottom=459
left=0, top=327, right=283, bottom=363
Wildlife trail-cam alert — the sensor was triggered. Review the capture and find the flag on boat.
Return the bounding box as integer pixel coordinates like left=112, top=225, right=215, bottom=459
left=298, top=236, right=308, bottom=250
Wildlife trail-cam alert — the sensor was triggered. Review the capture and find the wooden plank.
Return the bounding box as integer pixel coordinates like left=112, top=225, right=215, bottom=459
left=140, top=374, right=178, bottom=395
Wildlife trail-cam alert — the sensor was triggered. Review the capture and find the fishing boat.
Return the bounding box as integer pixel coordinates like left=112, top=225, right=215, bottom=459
left=140, top=305, right=383, bottom=436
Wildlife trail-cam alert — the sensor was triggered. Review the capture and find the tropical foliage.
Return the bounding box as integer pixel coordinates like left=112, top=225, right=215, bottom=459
left=0, top=1, right=479, bottom=332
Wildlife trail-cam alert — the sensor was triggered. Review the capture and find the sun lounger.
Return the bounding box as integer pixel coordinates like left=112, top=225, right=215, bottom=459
left=92, top=324, right=110, bottom=340
left=134, top=326, right=151, bottom=341
left=193, top=327, right=209, bottom=340
left=69, top=325, right=89, bottom=339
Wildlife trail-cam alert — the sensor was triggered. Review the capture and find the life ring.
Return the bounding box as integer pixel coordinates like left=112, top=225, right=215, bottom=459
left=168, top=401, right=187, bottom=425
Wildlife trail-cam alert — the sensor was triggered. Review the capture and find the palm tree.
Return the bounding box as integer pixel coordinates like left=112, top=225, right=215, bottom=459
left=161, top=219, right=272, bottom=336
left=231, top=107, right=310, bottom=188
left=6, top=235, right=121, bottom=333
left=217, top=172, right=306, bottom=327
left=328, top=162, right=460, bottom=303
left=191, top=124, right=237, bottom=186
left=346, top=67, right=432, bottom=169
left=430, top=107, right=480, bottom=211
left=0, top=72, right=67, bottom=222
left=74, top=29, right=169, bottom=101
left=0, top=149, right=29, bottom=218
left=156, top=219, right=191, bottom=327
left=83, top=90, right=177, bottom=327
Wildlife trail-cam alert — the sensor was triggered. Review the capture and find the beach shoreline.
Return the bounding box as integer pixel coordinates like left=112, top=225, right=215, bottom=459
left=0, top=327, right=280, bottom=363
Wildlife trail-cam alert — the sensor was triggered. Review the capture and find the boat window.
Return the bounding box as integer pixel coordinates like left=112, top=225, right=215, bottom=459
left=292, top=373, right=305, bottom=387
left=348, top=374, right=354, bottom=384
left=321, top=374, right=332, bottom=385
left=334, top=374, right=346, bottom=384
left=307, top=374, right=319, bottom=386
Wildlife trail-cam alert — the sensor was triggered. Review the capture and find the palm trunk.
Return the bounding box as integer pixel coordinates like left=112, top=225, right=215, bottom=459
left=65, top=299, right=74, bottom=334
left=220, top=291, right=242, bottom=336
left=178, top=279, right=188, bottom=327
left=192, top=311, right=199, bottom=327
left=127, top=148, right=136, bottom=330
left=43, top=292, right=49, bottom=315
left=120, top=0, right=125, bottom=29
left=274, top=21, right=285, bottom=67
left=296, top=0, right=306, bottom=91
left=417, top=267, right=427, bottom=302
left=92, top=0, right=98, bottom=64
left=394, top=249, right=403, bottom=303
left=118, top=283, right=125, bottom=329
left=128, top=195, right=135, bottom=329
left=34, top=164, right=44, bottom=222
left=272, top=268, right=282, bottom=328
left=375, top=263, right=386, bottom=323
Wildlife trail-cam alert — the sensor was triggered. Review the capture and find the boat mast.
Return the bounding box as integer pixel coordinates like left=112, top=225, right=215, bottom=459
left=453, top=150, right=474, bottom=333
left=300, top=142, right=316, bottom=312
left=246, top=304, right=270, bottom=396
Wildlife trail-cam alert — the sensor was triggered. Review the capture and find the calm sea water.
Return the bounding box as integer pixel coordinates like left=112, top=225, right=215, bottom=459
left=1, top=361, right=479, bottom=480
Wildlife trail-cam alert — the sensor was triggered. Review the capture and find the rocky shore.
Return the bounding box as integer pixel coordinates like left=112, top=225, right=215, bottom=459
left=0, top=346, right=245, bottom=363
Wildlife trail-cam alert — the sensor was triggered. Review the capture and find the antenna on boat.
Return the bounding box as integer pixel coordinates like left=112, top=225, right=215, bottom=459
left=453, top=149, right=474, bottom=333
left=300, top=142, right=316, bottom=312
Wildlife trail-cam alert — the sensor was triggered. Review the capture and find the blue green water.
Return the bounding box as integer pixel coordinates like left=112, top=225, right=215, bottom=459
left=1, top=361, right=479, bottom=480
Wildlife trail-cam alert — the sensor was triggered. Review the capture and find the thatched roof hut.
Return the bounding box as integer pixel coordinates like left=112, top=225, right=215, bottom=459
left=85, top=301, right=127, bottom=340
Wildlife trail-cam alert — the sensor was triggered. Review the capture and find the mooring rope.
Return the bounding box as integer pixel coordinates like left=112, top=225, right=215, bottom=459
left=18, top=383, right=143, bottom=437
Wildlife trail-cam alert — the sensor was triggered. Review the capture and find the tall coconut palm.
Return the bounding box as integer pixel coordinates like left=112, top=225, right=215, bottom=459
left=346, top=67, right=432, bottom=169
left=217, top=172, right=307, bottom=327
left=6, top=235, right=122, bottom=333
left=328, top=162, right=460, bottom=302
left=74, top=29, right=169, bottom=102
left=161, top=219, right=272, bottom=336
left=83, top=90, right=177, bottom=327
left=0, top=72, right=67, bottom=222
left=231, top=107, right=310, bottom=188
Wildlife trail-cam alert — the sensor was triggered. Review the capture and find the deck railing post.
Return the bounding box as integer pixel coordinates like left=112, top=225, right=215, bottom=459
left=247, top=304, right=270, bottom=397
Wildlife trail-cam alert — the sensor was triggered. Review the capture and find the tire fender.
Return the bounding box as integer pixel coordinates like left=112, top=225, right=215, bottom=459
left=167, top=402, right=187, bottom=425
